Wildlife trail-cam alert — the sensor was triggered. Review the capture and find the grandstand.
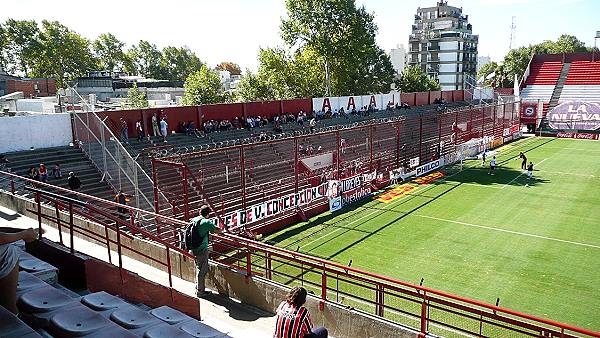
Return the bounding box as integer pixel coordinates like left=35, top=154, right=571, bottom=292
left=519, top=52, right=600, bottom=130
left=2, top=83, right=600, bottom=338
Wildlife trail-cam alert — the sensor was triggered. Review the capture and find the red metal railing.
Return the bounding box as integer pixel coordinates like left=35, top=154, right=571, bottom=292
left=1, top=169, right=598, bottom=337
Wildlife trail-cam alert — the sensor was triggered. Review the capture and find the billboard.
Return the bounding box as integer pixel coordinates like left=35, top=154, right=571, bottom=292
left=313, top=92, right=400, bottom=112
left=548, top=102, right=600, bottom=131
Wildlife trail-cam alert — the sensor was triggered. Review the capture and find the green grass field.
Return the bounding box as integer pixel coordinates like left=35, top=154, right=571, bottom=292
left=263, top=136, right=600, bottom=331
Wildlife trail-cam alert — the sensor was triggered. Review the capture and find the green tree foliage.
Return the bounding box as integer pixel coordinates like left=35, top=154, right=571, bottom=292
left=31, top=20, right=97, bottom=88
left=126, top=40, right=164, bottom=79
left=236, top=47, right=325, bottom=102
left=476, top=61, right=498, bottom=86
left=484, top=34, right=591, bottom=88
left=216, top=61, right=241, bottom=76
left=236, top=70, right=274, bottom=102
left=93, top=33, right=129, bottom=72
left=280, top=0, right=394, bottom=96
left=2, top=19, right=40, bottom=76
left=396, top=66, right=440, bottom=93
left=160, top=46, right=203, bottom=81
left=0, top=23, right=7, bottom=70
left=182, top=65, right=225, bottom=105
left=126, top=82, right=148, bottom=108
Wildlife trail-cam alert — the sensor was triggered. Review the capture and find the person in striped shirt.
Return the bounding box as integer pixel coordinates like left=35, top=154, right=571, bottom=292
left=274, top=286, right=328, bottom=338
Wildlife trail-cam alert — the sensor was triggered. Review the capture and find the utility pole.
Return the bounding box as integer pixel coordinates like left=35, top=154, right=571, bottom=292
left=509, top=16, right=517, bottom=51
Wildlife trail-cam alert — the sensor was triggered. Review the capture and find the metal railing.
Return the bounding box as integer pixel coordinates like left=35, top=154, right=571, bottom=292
left=2, top=170, right=598, bottom=338
left=69, top=87, right=168, bottom=212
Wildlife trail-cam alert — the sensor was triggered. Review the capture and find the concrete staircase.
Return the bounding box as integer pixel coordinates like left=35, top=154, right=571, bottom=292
left=1, top=146, right=116, bottom=201
left=548, top=62, right=571, bottom=111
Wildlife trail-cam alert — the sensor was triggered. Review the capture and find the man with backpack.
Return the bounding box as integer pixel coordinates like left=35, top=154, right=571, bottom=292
left=186, top=205, right=223, bottom=297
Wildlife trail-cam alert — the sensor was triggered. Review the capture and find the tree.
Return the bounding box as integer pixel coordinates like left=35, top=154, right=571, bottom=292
left=126, top=82, right=148, bottom=108
left=236, top=70, right=274, bottom=102
left=182, top=65, right=225, bottom=105
left=93, top=33, right=128, bottom=72
left=280, top=0, right=394, bottom=96
left=30, top=20, right=97, bottom=88
left=126, top=40, right=164, bottom=78
left=396, top=66, right=440, bottom=93
left=0, top=23, right=7, bottom=70
left=216, top=62, right=241, bottom=76
left=477, top=61, right=498, bottom=86
left=160, top=46, right=203, bottom=81
left=2, top=19, right=40, bottom=76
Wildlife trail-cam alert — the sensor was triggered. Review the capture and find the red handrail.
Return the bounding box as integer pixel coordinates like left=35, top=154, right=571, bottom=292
left=2, top=167, right=598, bottom=337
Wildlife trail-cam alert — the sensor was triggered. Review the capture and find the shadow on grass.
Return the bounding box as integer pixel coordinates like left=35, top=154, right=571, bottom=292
left=442, top=166, right=550, bottom=187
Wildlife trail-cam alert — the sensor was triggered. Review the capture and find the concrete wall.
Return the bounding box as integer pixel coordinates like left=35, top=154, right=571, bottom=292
left=0, top=113, right=72, bottom=153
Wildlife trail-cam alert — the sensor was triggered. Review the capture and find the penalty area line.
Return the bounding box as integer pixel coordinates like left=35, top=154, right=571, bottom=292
left=414, top=214, right=600, bottom=250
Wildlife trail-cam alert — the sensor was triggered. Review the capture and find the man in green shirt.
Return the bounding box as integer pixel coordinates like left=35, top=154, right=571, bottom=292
left=190, top=206, right=221, bottom=297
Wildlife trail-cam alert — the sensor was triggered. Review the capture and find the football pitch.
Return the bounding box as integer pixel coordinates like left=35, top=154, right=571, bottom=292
left=263, top=136, right=600, bottom=331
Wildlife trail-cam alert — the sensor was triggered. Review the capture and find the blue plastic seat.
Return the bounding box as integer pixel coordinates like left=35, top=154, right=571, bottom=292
left=110, top=306, right=162, bottom=329
left=0, top=305, right=43, bottom=338
left=144, top=323, right=195, bottom=338
left=16, top=271, right=48, bottom=298
left=48, top=305, right=113, bottom=337
left=17, top=286, right=79, bottom=328
left=180, top=321, right=227, bottom=338
left=81, top=291, right=131, bottom=316
left=150, top=306, right=194, bottom=325
left=80, top=324, right=140, bottom=338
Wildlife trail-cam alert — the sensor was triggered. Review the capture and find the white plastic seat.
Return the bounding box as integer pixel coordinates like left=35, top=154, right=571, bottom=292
left=18, top=286, right=77, bottom=314
left=80, top=324, right=140, bottom=338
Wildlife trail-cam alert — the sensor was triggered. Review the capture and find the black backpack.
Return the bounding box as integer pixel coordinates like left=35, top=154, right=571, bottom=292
left=184, top=219, right=204, bottom=251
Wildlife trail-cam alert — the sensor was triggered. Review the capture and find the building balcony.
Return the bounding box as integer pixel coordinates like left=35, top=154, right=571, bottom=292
left=427, top=57, right=440, bottom=62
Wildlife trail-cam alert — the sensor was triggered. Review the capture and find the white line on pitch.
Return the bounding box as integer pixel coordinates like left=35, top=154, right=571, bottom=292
left=501, top=158, right=547, bottom=189
left=537, top=170, right=597, bottom=178
left=414, top=214, right=600, bottom=250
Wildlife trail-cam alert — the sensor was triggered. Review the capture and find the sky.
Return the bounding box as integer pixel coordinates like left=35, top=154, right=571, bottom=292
left=1, top=0, right=598, bottom=72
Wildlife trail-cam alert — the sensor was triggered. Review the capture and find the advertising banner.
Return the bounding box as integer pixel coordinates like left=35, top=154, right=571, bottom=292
left=548, top=102, right=600, bottom=131
left=312, top=92, right=400, bottom=113
left=415, top=158, right=445, bottom=177
left=556, top=132, right=600, bottom=140
left=301, top=152, right=334, bottom=171
left=520, top=101, right=538, bottom=124
left=218, top=182, right=329, bottom=228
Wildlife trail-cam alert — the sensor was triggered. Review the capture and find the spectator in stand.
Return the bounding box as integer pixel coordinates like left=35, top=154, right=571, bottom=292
left=189, top=205, right=223, bottom=297
left=309, top=118, right=316, bottom=133
left=0, top=155, right=8, bottom=171
left=160, top=118, right=168, bottom=143
left=68, top=172, right=81, bottom=191
left=386, top=101, right=394, bottom=111
left=0, top=227, right=40, bottom=314
left=316, top=110, right=324, bottom=120
left=298, top=144, right=304, bottom=155
left=27, top=167, right=39, bottom=181
left=136, top=119, right=144, bottom=142
left=343, top=107, right=350, bottom=120
left=317, top=145, right=322, bottom=154
left=38, top=163, right=48, bottom=183
left=151, top=113, right=160, bottom=137
left=274, top=120, right=283, bottom=133
left=232, top=117, right=242, bottom=129
left=297, top=112, right=304, bottom=125
left=51, top=163, right=62, bottom=179
left=246, top=117, right=255, bottom=129
left=120, top=118, right=129, bottom=144
left=115, top=190, right=129, bottom=220
left=401, top=102, right=411, bottom=109
left=351, top=107, right=358, bottom=115
left=274, top=286, right=328, bottom=338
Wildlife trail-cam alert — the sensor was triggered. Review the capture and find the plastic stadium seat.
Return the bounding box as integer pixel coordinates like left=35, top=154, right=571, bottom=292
left=81, top=291, right=131, bottom=314
left=0, top=305, right=43, bottom=338
left=48, top=305, right=113, bottom=337
left=79, top=324, right=140, bottom=338
left=150, top=305, right=194, bottom=325
left=16, top=271, right=49, bottom=298
left=18, top=251, right=59, bottom=283
left=110, top=306, right=162, bottom=335
left=180, top=320, right=227, bottom=338
left=144, top=323, right=196, bottom=338
left=18, top=286, right=78, bottom=313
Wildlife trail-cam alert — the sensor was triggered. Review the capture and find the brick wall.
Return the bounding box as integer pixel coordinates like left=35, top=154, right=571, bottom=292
left=5, top=78, right=57, bottom=97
